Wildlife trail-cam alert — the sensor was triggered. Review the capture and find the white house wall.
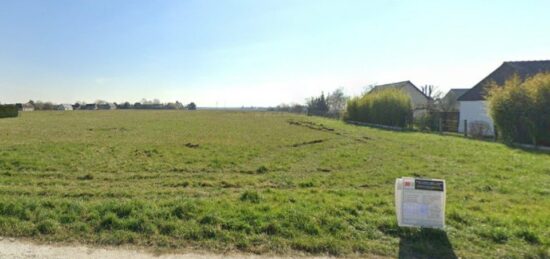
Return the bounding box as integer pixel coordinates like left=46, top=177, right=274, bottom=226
left=458, top=101, right=494, bottom=135
left=403, top=86, right=428, bottom=110
left=402, top=85, right=429, bottom=119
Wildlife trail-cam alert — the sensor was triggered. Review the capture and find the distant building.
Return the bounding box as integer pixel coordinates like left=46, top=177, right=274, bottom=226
left=83, top=104, right=98, bottom=110
left=98, top=103, right=116, bottom=110
left=370, top=81, right=432, bottom=118
left=56, top=104, right=74, bottom=111
left=458, top=60, right=550, bottom=134
left=72, top=103, right=81, bottom=110
left=22, top=102, right=35, bottom=112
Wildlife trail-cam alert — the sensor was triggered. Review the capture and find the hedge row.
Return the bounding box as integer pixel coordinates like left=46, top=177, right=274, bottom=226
left=344, top=88, right=412, bottom=128
left=0, top=105, right=18, bottom=118
left=487, top=73, right=550, bottom=146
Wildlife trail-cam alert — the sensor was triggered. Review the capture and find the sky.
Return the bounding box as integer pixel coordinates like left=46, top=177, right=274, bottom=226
left=1, top=0, right=549, bottom=107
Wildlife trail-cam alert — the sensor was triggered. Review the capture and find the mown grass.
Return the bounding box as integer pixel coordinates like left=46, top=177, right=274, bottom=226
left=0, top=110, right=548, bottom=258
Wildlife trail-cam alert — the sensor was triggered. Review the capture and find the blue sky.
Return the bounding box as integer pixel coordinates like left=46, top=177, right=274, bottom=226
left=1, top=0, right=549, bottom=106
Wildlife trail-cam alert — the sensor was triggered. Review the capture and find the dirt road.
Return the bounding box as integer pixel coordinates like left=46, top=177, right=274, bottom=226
left=0, top=237, right=334, bottom=259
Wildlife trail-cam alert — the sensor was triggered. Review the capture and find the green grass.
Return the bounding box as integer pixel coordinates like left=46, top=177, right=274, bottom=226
left=0, top=110, right=549, bottom=258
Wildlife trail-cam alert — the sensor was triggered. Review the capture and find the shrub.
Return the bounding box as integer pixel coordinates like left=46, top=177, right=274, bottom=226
left=186, top=102, right=197, bottom=110
left=487, top=73, right=550, bottom=145
left=414, top=113, right=437, bottom=132
left=0, top=105, right=18, bottom=118
left=344, top=89, right=412, bottom=128
left=468, top=121, right=492, bottom=139
left=344, top=97, right=360, bottom=121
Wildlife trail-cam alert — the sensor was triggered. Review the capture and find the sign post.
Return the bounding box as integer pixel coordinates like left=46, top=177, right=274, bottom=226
left=395, top=177, right=446, bottom=229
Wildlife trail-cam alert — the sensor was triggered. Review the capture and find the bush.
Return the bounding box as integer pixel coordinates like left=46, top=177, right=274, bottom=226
left=186, top=102, right=197, bottom=110
left=487, top=73, right=550, bottom=145
left=0, top=105, right=18, bottom=118
left=468, top=121, right=492, bottom=139
left=344, top=89, right=412, bottom=128
left=414, top=113, right=437, bottom=132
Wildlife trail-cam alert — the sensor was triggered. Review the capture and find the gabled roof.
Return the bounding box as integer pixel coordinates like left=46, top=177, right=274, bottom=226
left=458, top=60, right=550, bottom=101
left=371, top=80, right=431, bottom=100
left=445, top=88, right=469, bottom=99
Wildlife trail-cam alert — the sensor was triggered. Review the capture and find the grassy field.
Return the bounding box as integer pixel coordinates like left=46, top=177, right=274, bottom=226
left=0, top=110, right=548, bottom=258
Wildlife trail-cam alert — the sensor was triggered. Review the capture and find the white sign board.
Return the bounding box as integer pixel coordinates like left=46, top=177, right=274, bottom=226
left=395, top=177, right=445, bottom=228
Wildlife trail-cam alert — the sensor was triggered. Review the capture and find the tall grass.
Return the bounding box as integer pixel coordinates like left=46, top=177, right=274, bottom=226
left=344, top=89, right=412, bottom=127
left=487, top=73, right=550, bottom=145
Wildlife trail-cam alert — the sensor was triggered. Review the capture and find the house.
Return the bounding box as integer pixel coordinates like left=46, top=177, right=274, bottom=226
left=97, top=103, right=116, bottom=110
left=441, top=88, right=469, bottom=112
left=458, top=60, right=550, bottom=135
left=21, top=102, right=35, bottom=112
left=56, top=104, right=74, bottom=111
left=370, top=81, right=431, bottom=118
left=83, top=104, right=98, bottom=110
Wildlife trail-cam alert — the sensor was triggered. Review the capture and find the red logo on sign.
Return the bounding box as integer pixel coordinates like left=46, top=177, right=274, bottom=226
left=404, top=181, right=411, bottom=187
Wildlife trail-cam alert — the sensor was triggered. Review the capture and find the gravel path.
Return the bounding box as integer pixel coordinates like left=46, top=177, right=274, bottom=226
left=0, top=237, right=335, bottom=259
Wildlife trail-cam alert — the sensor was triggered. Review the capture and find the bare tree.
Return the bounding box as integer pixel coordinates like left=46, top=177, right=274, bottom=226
left=420, top=85, right=442, bottom=100
left=420, top=85, right=443, bottom=112
left=326, top=88, right=349, bottom=118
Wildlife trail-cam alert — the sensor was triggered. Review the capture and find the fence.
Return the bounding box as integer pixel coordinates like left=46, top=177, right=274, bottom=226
left=416, top=112, right=459, bottom=133
left=422, top=112, right=459, bottom=133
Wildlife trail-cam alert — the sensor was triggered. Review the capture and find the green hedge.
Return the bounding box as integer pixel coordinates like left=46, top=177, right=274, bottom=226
left=344, top=88, right=412, bottom=128
left=488, top=73, right=550, bottom=146
left=0, top=105, right=18, bottom=118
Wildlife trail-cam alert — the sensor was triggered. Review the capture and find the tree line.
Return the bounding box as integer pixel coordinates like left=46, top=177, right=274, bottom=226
left=269, top=84, right=461, bottom=131
left=268, top=88, right=349, bottom=118
left=15, top=99, right=197, bottom=110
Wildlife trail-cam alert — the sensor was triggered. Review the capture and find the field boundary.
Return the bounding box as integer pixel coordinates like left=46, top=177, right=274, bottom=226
left=345, top=120, right=409, bottom=131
